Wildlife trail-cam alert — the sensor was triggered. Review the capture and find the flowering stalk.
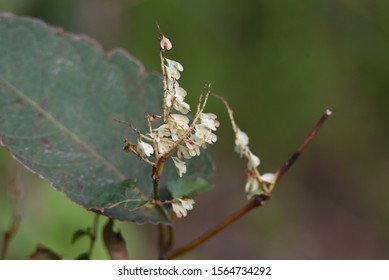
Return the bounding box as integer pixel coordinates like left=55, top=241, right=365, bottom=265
left=213, top=94, right=275, bottom=198
left=124, top=30, right=220, bottom=257
left=125, top=31, right=219, bottom=206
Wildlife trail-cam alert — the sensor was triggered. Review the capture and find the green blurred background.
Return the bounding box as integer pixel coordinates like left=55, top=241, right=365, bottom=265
left=1, top=0, right=389, bottom=259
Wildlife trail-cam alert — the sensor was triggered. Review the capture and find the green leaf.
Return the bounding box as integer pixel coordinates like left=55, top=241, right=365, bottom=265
left=71, top=228, right=90, bottom=245
left=167, top=177, right=214, bottom=199
left=0, top=13, right=214, bottom=224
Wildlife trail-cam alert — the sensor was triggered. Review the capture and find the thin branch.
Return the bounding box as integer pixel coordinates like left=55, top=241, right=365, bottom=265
left=1, top=163, right=22, bottom=260
left=123, top=140, right=155, bottom=166
left=167, top=194, right=271, bottom=259
left=1, top=215, right=21, bottom=260
left=114, top=118, right=142, bottom=136
left=276, top=109, right=332, bottom=181
left=166, top=108, right=332, bottom=259
left=160, top=51, right=169, bottom=122
left=212, top=93, right=238, bottom=133
left=145, top=113, right=160, bottom=158
left=151, top=158, right=174, bottom=259
left=88, top=214, right=100, bottom=258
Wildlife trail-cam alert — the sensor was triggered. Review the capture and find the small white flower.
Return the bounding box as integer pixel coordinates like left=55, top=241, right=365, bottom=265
left=189, top=146, right=201, bottom=157
left=156, top=137, right=174, bottom=154
left=174, top=99, right=190, bottom=114
left=167, top=80, right=187, bottom=99
left=153, top=124, right=171, bottom=138
left=184, top=138, right=197, bottom=150
left=165, top=58, right=183, bottom=80
left=245, top=176, right=260, bottom=193
left=170, top=114, right=190, bottom=130
left=204, top=131, right=217, bottom=144
left=185, top=138, right=201, bottom=156
left=175, top=86, right=187, bottom=99
left=247, top=151, right=260, bottom=169
left=172, top=202, right=185, bottom=218
left=137, top=138, right=154, bottom=157
left=165, top=81, right=191, bottom=114
left=169, top=114, right=190, bottom=141
left=235, top=128, right=249, bottom=156
left=172, top=156, right=187, bottom=177
left=261, top=173, right=276, bottom=184
left=190, top=134, right=206, bottom=147
left=177, top=144, right=192, bottom=159
left=200, top=113, right=219, bottom=131
left=180, top=198, right=194, bottom=210
left=171, top=198, right=195, bottom=218
left=195, top=124, right=217, bottom=144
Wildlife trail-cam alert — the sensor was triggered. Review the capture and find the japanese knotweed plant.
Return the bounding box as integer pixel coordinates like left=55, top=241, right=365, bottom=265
left=0, top=14, right=331, bottom=260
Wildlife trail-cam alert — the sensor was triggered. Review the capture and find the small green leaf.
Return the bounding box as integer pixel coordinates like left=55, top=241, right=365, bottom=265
left=71, top=228, right=90, bottom=244
left=167, top=177, right=214, bottom=199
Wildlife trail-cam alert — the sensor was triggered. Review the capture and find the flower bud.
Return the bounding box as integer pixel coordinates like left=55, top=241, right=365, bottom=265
left=160, top=35, right=172, bottom=51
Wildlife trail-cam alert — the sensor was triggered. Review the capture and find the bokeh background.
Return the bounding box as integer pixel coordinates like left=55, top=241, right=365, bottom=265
left=1, top=0, right=388, bottom=259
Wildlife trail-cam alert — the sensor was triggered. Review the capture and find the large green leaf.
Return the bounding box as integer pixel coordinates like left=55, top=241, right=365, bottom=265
left=0, top=13, right=213, bottom=224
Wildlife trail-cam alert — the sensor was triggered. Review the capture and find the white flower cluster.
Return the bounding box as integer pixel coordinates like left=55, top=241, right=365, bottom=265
left=234, top=128, right=275, bottom=196
left=136, top=35, right=219, bottom=179
left=131, top=33, right=219, bottom=218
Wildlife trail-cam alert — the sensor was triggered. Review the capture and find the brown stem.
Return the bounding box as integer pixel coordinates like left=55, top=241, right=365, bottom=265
left=276, top=109, right=332, bottom=181
left=152, top=158, right=175, bottom=259
left=1, top=163, right=23, bottom=260
left=167, top=194, right=271, bottom=259
left=0, top=215, right=21, bottom=260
